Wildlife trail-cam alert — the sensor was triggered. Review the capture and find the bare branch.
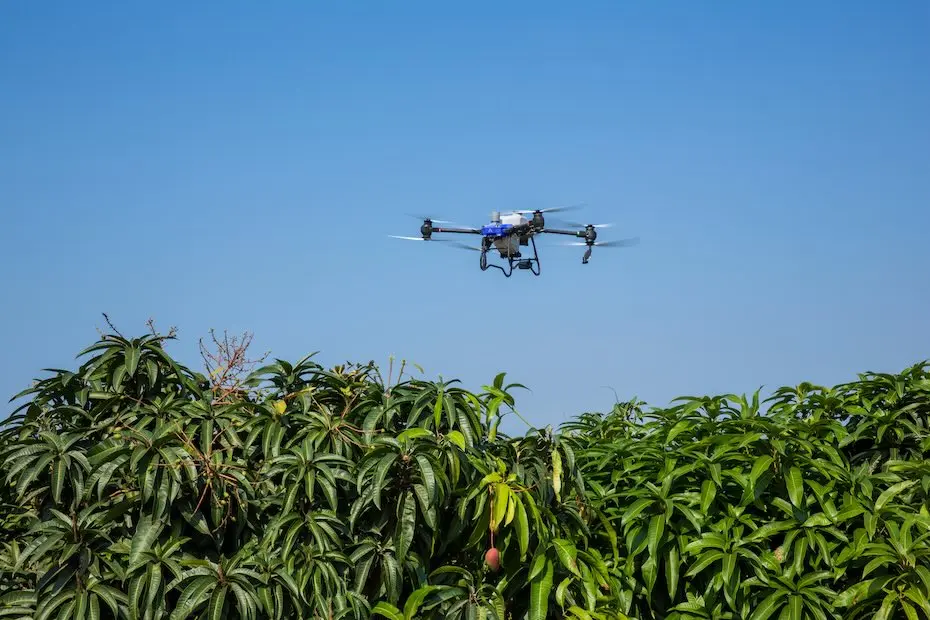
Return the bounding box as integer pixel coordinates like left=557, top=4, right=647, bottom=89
left=199, top=329, right=270, bottom=404
left=97, top=312, right=125, bottom=339
left=146, top=317, right=178, bottom=343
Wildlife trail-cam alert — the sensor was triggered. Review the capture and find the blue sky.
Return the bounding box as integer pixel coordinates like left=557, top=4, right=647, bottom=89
left=2, top=1, right=928, bottom=434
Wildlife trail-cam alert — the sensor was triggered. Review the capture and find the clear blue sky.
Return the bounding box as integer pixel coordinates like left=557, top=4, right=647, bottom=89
left=2, top=1, right=928, bottom=433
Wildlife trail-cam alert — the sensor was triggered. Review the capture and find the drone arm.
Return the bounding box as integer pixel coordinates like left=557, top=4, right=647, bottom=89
left=539, top=228, right=584, bottom=237
left=432, top=226, right=482, bottom=235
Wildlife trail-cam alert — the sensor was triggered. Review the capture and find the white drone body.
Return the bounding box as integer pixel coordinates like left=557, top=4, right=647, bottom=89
left=488, top=210, right=530, bottom=256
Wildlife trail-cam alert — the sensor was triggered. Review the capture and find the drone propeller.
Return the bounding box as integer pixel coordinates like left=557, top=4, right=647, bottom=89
left=559, top=220, right=615, bottom=229
left=446, top=242, right=482, bottom=252
left=512, top=203, right=585, bottom=216
left=405, top=213, right=461, bottom=225
left=389, top=235, right=482, bottom=252
left=561, top=237, right=640, bottom=248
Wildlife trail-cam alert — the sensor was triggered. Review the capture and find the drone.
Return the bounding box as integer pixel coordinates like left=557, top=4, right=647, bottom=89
left=390, top=205, right=639, bottom=277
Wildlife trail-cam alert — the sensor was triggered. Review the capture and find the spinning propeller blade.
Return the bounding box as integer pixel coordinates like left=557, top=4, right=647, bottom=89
left=561, top=237, right=640, bottom=248
left=405, top=213, right=461, bottom=225
left=445, top=241, right=482, bottom=252
left=389, top=236, right=482, bottom=252
left=512, top=203, right=585, bottom=215
left=559, top=220, right=615, bottom=229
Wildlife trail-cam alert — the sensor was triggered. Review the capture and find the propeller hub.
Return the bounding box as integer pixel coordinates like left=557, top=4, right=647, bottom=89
left=420, top=221, right=433, bottom=238
left=585, top=225, right=597, bottom=243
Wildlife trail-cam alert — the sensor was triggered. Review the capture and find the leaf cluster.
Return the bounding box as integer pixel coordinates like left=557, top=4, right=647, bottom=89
left=0, top=332, right=595, bottom=619
left=1, top=329, right=929, bottom=620
left=562, top=366, right=930, bottom=619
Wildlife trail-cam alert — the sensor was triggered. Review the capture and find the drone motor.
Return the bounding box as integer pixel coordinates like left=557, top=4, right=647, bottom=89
left=584, top=224, right=597, bottom=244
left=531, top=211, right=545, bottom=231
left=420, top=220, right=433, bottom=239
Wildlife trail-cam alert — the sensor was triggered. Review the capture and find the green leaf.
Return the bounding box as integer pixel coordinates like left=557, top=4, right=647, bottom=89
left=372, top=602, right=405, bottom=620
left=433, top=388, right=444, bottom=429
left=876, top=591, right=899, bottom=620
left=397, top=428, right=432, bottom=444
left=415, top=454, right=436, bottom=504
left=622, top=498, right=652, bottom=525
left=445, top=430, right=466, bottom=450
left=492, top=483, right=510, bottom=533
left=904, top=585, right=930, bottom=616
left=529, top=559, right=554, bottom=620
left=750, top=454, right=774, bottom=485
left=666, top=543, right=680, bottom=601
left=126, top=345, right=141, bottom=377
left=700, top=479, right=716, bottom=513
left=802, top=513, right=831, bottom=528
left=901, top=600, right=920, bottom=620
left=208, top=585, right=227, bottom=620
left=527, top=548, right=548, bottom=583
left=749, top=589, right=787, bottom=620
left=50, top=459, right=65, bottom=504
left=786, top=466, right=804, bottom=508
left=875, top=480, right=917, bottom=512
left=513, top=492, right=530, bottom=559
left=567, top=605, right=593, bottom=620
left=647, top=514, right=665, bottom=560
left=403, top=585, right=441, bottom=620
left=685, top=550, right=724, bottom=578
left=834, top=579, right=877, bottom=608
left=550, top=538, right=580, bottom=577
left=551, top=448, right=563, bottom=502
left=129, top=514, right=163, bottom=571
left=395, top=491, right=417, bottom=562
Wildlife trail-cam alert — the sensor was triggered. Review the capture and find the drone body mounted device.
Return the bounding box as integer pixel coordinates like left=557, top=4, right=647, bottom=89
left=391, top=205, right=639, bottom=277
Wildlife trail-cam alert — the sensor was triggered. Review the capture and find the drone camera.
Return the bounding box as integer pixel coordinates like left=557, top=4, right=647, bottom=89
left=517, top=259, right=533, bottom=270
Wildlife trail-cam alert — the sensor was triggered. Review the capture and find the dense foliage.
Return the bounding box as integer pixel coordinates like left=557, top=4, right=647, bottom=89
left=1, top=330, right=929, bottom=619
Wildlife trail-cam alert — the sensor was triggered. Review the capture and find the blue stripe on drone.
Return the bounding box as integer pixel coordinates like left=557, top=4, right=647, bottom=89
left=481, top=224, right=513, bottom=237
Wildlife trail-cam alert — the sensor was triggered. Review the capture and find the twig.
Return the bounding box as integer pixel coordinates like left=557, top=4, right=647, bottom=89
left=100, top=313, right=125, bottom=339
left=199, top=329, right=270, bottom=404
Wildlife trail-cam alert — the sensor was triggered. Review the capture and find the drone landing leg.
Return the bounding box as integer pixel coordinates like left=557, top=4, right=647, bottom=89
left=529, top=236, right=540, bottom=276
left=487, top=262, right=513, bottom=277
left=505, top=237, right=541, bottom=276
left=484, top=245, right=514, bottom=277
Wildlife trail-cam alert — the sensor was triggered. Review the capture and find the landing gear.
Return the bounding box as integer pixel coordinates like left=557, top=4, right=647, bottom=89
left=479, top=236, right=541, bottom=277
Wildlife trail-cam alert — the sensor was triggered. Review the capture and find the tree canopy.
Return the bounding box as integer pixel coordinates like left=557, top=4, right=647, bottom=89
left=1, top=328, right=929, bottom=619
